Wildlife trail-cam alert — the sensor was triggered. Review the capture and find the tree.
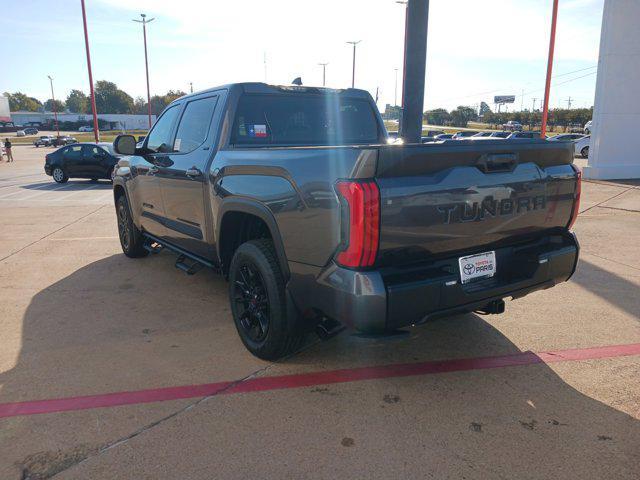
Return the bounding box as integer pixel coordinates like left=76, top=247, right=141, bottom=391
left=479, top=101, right=492, bottom=117
left=94, top=80, right=134, bottom=114
left=3, top=92, right=42, bottom=112
left=149, top=90, right=187, bottom=116
left=66, top=89, right=89, bottom=113
left=133, top=96, right=146, bottom=115
left=44, top=99, right=65, bottom=113
left=449, top=106, right=477, bottom=127
left=423, top=108, right=451, bottom=126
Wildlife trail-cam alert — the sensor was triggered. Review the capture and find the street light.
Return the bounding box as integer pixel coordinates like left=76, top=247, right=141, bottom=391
left=346, top=41, right=361, bottom=88
left=80, top=0, right=100, bottom=143
left=47, top=75, right=60, bottom=138
left=133, top=13, right=155, bottom=129
left=318, top=62, right=329, bottom=86
left=394, top=68, right=399, bottom=106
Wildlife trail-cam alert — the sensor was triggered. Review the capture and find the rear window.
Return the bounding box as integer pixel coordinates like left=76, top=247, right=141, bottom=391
left=231, top=94, right=380, bottom=146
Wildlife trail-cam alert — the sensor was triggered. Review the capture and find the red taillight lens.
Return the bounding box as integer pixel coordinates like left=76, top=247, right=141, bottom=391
left=567, top=165, right=582, bottom=230
left=335, top=180, right=380, bottom=268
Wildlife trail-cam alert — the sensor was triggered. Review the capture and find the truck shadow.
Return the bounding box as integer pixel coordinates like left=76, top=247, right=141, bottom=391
left=1, top=253, right=639, bottom=478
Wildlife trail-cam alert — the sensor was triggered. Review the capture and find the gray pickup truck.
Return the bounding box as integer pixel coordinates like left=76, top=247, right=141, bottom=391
left=111, top=83, right=581, bottom=359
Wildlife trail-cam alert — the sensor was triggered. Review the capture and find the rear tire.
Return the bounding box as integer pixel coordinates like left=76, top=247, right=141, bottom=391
left=229, top=239, right=303, bottom=360
left=581, top=146, right=589, bottom=158
left=116, top=194, right=148, bottom=258
left=52, top=167, right=68, bottom=183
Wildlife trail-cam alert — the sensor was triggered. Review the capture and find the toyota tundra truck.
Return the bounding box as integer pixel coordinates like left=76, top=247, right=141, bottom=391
left=111, top=83, right=580, bottom=360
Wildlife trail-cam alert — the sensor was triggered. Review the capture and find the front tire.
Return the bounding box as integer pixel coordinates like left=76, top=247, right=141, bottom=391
left=229, top=239, right=302, bottom=360
left=581, top=146, right=589, bottom=158
left=116, top=194, right=148, bottom=258
left=52, top=167, right=68, bottom=183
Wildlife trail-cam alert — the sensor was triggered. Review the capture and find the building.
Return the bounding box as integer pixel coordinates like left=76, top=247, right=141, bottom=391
left=584, top=0, right=640, bottom=179
left=10, top=112, right=155, bottom=131
left=0, top=96, right=10, bottom=123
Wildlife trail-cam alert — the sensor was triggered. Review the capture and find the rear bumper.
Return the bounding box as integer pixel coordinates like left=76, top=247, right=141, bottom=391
left=288, top=232, right=579, bottom=332
left=44, top=165, right=52, bottom=175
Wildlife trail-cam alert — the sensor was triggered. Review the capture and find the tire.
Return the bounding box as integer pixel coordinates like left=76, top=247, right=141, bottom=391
left=52, top=167, right=68, bottom=183
left=229, top=239, right=302, bottom=360
left=581, top=146, right=589, bottom=158
left=116, top=194, right=148, bottom=258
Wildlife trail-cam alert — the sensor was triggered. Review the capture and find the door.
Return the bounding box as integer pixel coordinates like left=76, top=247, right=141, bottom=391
left=62, top=145, right=84, bottom=176
left=81, top=145, right=108, bottom=178
left=156, top=94, right=220, bottom=258
left=134, top=104, right=181, bottom=238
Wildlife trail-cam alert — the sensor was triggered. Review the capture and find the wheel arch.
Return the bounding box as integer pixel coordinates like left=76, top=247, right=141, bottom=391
left=216, top=198, right=290, bottom=280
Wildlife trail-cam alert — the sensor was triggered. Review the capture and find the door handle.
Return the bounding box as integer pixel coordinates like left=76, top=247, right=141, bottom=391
left=185, top=167, right=202, bottom=178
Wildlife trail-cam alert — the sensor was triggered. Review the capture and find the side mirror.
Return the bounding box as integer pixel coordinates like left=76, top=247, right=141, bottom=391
left=113, top=134, right=137, bottom=155
left=137, top=135, right=146, bottom=142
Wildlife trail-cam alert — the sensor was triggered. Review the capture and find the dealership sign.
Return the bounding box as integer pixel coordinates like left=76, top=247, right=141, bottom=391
left=494, top=95, right=516, bottom=104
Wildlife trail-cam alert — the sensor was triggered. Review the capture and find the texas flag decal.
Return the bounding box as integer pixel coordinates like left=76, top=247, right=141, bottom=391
left=254, top=124, right=267, bottom=137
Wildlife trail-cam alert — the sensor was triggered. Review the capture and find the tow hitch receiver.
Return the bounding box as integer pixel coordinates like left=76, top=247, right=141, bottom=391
left=476, top=299, right=506, bottom=315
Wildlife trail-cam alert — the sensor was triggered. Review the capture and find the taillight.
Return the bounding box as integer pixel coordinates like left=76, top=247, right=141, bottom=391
left=567, top=164, right=582, bottom=230
left=334, top=180, right=380, bottom=268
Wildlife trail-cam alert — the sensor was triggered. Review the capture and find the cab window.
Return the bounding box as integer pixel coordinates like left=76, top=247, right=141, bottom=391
left=173, top=96, right=218, bottom=153
left=146, top=105, right=180, bottom=153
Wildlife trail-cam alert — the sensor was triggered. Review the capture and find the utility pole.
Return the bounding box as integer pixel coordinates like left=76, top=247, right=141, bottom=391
left=80, top=0, right=99, bottom=142
left=532, top=97, right=537, bottom=111
left=133, top=13, right=155, bottom=129
left=346, top=41, right=361, bottom=88
left=566, top=96, right=572, bottom=109
left=541, top=0, right=559, bottom=137
left=190, top=82, right=193, bottom=94
left=47, top=75, right=60, bottom=138
left=318, top=62, right=328, bottom=86
left=521, top=88, right=524, bottom=111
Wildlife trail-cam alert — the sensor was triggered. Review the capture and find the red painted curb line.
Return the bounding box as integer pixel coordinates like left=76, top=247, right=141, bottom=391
left=1, top=343, right=639, bottom=419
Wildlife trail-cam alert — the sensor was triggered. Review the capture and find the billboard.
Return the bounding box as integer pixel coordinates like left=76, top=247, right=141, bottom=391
left=494, top=95, right=516, bottom=104
left=0, top=96, right=10, bottom=123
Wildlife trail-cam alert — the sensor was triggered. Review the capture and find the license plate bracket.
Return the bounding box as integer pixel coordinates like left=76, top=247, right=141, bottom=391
left=458, top=251, right=496, bottom=284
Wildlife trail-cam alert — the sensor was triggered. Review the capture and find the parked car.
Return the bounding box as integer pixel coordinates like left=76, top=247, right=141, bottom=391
left=584, top=120, right=592, bottom=134
left=51, top=136, right=78, bottom=147
left=575, top=135, right=590, bottom=158
left=34, top=136, right=56, bottom=147
left=434, top=133, right=453, bottom=140
left=452, top=131, right=480, bottom=139
left=503, top=121, right=523, bottom=131
left=507, top=131, right=547, bottom=139
left=111, top=82, right=580, bottom=360
left=44, top=142, right=121, bottom=183
left=17, top=127, right=39, bottom=136
left=16, top=130, right=26, bottom=137
left=471, top=132, right=494, bottom=137
left=423, top=129, right=445, bottom=137
left=489, top=131, right=510, bottom=138
left=78, top=126, right=94, bottom=132
left=548, top=133, right=585, bottom=142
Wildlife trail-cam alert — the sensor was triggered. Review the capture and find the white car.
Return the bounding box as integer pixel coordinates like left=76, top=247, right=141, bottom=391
left=549, top=133, right=585, bottom=142
left=78, top=126, right=93, bottom=132
left=575, top=135, right=590, bottom=158
left=584, top=120, right=592, bottom=134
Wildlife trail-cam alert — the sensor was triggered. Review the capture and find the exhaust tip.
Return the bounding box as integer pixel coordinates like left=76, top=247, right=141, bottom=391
left=315, top=317, right=345, bottom=341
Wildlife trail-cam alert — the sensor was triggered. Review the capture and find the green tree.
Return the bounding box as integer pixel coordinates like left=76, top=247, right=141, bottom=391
left=479, top=101, right=492, bottom=117
left=66, top=89, right=89, bottom=113
left=94, top=81, right=134, bottom=114
left=44, top=99, right=65, bottom=112
left=449, top=106, right=477, bottom=127
left=3, top=92, right=42, bottom=112
left=149, top=90, right=187, bottom=116
left=133, top=96, right=147, bottom=115
left=423, top=108, right=450, bottom=125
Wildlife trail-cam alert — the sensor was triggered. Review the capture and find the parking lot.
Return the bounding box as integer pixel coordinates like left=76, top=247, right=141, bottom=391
left=0, top=146, right=639, bottom=479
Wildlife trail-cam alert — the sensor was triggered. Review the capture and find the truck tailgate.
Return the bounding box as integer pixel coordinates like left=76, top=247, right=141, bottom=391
left=375, top=139, right=578, bottom=266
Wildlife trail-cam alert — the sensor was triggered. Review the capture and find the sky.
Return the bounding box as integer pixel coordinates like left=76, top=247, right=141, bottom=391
left=0, top=0, right=604, bottom=112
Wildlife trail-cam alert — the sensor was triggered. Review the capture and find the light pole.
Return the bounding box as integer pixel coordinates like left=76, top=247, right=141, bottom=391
left=133, top=13, right=155, bottom=129
left=318, top=62, right=328, bottom=86
left=80, top=0, right=100, bottom=143
left=47, top=75, right=60, bottom=138
left=541, top=0, right=559, bottom=137
left=190, top=82, right=193, bottom=94
left=346, top=41, right=361, bottom=88
left=394, top=68, right=399, bottom=106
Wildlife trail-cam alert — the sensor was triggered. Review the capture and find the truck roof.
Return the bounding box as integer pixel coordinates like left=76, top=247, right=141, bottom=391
left=173, top=82, right=372, bottom=104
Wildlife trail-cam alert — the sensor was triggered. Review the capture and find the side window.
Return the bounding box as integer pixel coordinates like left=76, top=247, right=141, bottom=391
left=82, top=145, right=99, bottom=158
left=146, top=105, right=180, bottom=153
left=66, top=145, right=83, bottom=160
left=173, top=96, right=218, bottom=153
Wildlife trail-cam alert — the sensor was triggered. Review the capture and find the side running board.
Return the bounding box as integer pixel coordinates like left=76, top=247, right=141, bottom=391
left=175, top=255, right=204, bottom=275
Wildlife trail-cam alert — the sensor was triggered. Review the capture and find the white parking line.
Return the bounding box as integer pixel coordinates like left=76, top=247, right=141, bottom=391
left=9, top=183, right=70, bottom=200
left=52, top=184, right=102, bottom=201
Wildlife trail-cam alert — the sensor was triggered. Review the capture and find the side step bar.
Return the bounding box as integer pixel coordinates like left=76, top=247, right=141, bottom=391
left=142, top=233, right=219, bottom=275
